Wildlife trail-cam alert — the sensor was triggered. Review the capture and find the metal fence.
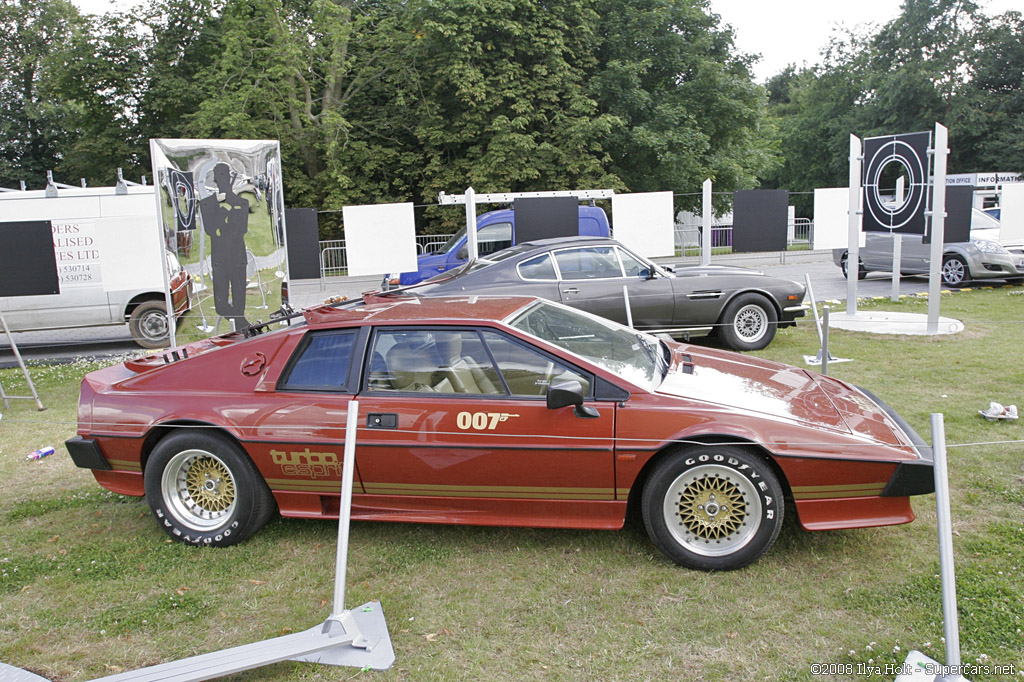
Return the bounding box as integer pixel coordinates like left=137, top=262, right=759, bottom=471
left=319, top=234, right=456, bottom=280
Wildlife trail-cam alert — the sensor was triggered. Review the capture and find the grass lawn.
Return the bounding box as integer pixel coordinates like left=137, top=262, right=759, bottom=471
left=1, top=287, right=1022, bottom=681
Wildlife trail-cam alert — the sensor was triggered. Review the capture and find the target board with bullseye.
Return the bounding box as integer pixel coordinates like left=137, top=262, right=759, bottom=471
left=862, top=131, right=931, bottom=235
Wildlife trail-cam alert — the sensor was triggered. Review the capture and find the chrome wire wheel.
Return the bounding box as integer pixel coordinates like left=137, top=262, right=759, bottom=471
left=733, top=304, right=769, bottom=344
left=161, top=449, right=237, bottom=532
left=662, top=464, right=761, bottom=557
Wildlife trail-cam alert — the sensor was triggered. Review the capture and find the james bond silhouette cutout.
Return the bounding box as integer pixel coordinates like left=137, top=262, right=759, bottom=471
left=199, top=163, right=249, bottom=328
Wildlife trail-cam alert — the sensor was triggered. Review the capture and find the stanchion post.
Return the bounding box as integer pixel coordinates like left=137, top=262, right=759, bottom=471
left=622, top=285, right=633, bottom=328
left=332, top=400, right=360, bottom=618
left=930, top=412, right=961, bottom=668
left=821, top=306, right=830, bottom=376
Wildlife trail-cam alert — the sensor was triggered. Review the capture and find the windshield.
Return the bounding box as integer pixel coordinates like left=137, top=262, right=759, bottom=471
left=440, top=227, right=468, bottom=254
left=506, top=300, right=665, bottom=389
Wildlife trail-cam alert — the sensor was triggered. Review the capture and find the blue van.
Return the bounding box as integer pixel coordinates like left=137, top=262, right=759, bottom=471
left=388, top=205, right=611, bottom=287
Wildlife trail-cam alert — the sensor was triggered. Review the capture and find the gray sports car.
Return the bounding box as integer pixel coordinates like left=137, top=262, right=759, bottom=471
left=408, top=237, right=806, bottom=351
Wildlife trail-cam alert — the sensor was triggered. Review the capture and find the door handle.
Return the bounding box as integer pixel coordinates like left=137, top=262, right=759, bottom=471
left=562, top=288, right=579, bottom=294
left=366, top=413, right=398, bottom=429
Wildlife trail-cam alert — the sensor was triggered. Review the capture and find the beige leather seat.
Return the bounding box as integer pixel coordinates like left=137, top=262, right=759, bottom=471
left=385, top=342, right=453, bottom=392
left=434, top=334, right=500, bottom=394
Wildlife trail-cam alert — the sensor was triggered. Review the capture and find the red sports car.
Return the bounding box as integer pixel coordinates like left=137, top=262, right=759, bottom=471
left=67, top=295, right=933, bottom=570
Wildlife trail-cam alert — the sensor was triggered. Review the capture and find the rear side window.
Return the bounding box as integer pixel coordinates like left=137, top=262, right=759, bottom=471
left=280, top=330, right=357, bottom=391
left=517, top=253, right=557, bottom=280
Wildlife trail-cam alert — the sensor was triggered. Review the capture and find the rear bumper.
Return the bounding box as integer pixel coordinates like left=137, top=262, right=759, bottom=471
left=65, top=436, right=112, bottom=471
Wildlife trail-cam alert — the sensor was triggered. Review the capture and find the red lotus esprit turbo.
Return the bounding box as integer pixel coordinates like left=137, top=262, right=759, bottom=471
left=67, top=295, right=934, bottom=570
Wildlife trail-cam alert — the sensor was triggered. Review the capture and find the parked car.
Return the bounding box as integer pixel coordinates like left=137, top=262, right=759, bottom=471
left=67, top=295, right=932, bottom=571
left=407, top=236, right=805, bottom=351
left=834, top=209, right=1024, bottom=286
left=386, top=204, right=611, bottom=287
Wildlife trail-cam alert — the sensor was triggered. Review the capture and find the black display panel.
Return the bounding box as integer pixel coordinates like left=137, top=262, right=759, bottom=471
left=924, top=185, right=974, bottom=245
left=513, top=197, right=579, bottom=244
left=863, top=131, right=931, bottom=234
left=286, top=208, right=321, bottom=279
left=0, top=221, right=60, bottom=298
left=731, top=190, right=789, bottom=253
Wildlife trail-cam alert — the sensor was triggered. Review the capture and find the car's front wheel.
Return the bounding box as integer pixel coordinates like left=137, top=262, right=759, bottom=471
left=144, top=431, right=276, bottom=546
left=718, top=293, right=778, bottom=351
left=941, top=254, right=969, bottom=287
left=642, top=447, right=784, bottom=571
left=840, top=253, right=867, bottom=280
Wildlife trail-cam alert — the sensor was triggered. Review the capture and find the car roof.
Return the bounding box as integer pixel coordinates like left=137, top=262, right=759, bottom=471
left=518, top=235, right=612, bottom=249
left=303, top=294, right=537, bottom=327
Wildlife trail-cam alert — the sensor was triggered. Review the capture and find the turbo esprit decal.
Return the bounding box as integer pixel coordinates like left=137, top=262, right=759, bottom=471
left=455, top=411, right=520, bottom=431
left=271, top=448, right=342, bottom=478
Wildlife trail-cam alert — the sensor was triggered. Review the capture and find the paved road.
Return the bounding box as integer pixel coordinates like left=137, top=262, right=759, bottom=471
left=0, top=251, right=948, bottom=368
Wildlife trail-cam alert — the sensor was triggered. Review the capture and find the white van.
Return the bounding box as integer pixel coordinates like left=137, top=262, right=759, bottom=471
left=0, top=185, right=189, bottom=348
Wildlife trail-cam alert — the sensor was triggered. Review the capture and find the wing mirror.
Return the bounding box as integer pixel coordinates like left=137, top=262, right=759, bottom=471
left=638, top=267, right=656, bottom=280
left=456, top=246, right=468, bottom=260
left=546, top=380, right=599, bottom=419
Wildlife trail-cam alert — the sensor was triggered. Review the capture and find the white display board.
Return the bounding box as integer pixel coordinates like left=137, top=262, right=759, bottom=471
left=610, top=191, right=675, bottom=258
left=1000, top=183, right=1024, bottom=242
left=342, top=202, right=417, bottom=276
left=813, top=187, right=865, bottom=250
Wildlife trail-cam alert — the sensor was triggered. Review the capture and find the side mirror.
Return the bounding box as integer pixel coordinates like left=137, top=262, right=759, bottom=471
left=456, top=246, right=468, bottom=260
left=546, top=380, right=599, bottom=419
left=638, top=267, right=656, bottom=280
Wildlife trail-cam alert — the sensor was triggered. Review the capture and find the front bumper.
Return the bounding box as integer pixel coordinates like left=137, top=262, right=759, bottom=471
left=65, top=436, right=111, bottom=471
left=856, top=386, right=935, bottom=497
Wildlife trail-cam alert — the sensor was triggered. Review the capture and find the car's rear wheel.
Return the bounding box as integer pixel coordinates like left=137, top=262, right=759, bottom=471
left=129, top=301, right=170, bottom=349
left=840, top=253, right=867, bottom=280
left=941, top=254, right=969, bottom=287
left=642, top=447, right=784, bottom=571
left=718, top=293, right=778, bottom=351
left=144, top=431, right=275, bottom=546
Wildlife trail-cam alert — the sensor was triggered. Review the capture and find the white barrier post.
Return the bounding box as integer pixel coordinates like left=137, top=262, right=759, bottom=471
left=930, top=412, right=961, bottom=667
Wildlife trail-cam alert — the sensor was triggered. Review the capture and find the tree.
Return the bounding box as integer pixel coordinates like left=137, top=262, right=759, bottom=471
left=586, top=0, right=776, bottom=208
left=0, top=0, right=86, bottom=188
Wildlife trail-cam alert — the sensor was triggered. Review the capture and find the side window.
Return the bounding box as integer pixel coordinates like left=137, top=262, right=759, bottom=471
left=617, top=247, right=646, bottom=276
left=517, top=253, right=557, bottom=281
left=280, top=330, right=357, bottom=391
left=478, top=222, right=513, bottom=256
left=554, top=246, right=623, bottom=280
left=369, top=329, right=504, bottom=394
left=482, top=331, right=590, bottom=397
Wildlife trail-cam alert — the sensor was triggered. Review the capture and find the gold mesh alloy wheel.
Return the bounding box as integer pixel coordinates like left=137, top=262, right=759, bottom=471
left=161, top=449, right=239, bottom=532
left=662, top=463, right=762, bottom=557
left=678, top=474, right=747, bottom=540
left=184, top=456, right=236, bottom=512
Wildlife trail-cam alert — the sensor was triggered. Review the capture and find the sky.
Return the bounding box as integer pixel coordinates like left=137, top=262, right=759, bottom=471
left=708, top=0, right=1021, bottom=82
left=72, top=0, right=1020, bottom=84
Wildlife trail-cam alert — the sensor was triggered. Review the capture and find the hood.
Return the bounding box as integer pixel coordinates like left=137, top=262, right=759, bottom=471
left=658, top=346, right=904, bottom=445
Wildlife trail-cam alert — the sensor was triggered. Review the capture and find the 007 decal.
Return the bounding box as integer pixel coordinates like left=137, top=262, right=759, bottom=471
left=455, top=411, right=521, bottom=431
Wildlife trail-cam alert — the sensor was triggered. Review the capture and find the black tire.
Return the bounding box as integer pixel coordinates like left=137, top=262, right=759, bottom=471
left=840, top=253, right=867, bottom=280
left=129, top=301, right=170, bottom=349
left=642, top=447, right=784, bottom=571
left=144, top=431, right=276, bottom=546
left=941, top=254, right=969, bottom=287
left=718, top=293, right=778, bottom=351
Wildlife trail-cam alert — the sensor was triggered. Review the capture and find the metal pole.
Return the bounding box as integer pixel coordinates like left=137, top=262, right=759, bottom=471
left=804, top=274, right=824, bottom=348
left=622, top=285, right=633, bottom=328
left=847, top=135, right=862, bottom=316
left=821, top=307, right=830, bottom=376
left=465, top=187, right=478, bottom=265
left=891, top=234, right=903, bottom=302
left=0, top=311, right=44, bottom=410
left=928, top=125, right=949, bottom=334
left=701, top=179, right=712, bottom=267
left=332, top=400, right=360, bottom=618
left=930, top=412, right=961, bottom=667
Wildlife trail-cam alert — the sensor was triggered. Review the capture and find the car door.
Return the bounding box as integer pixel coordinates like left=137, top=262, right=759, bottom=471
left=354, top=326, right=617, bottom=510
left=553, top=245, right=674, bottom=328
